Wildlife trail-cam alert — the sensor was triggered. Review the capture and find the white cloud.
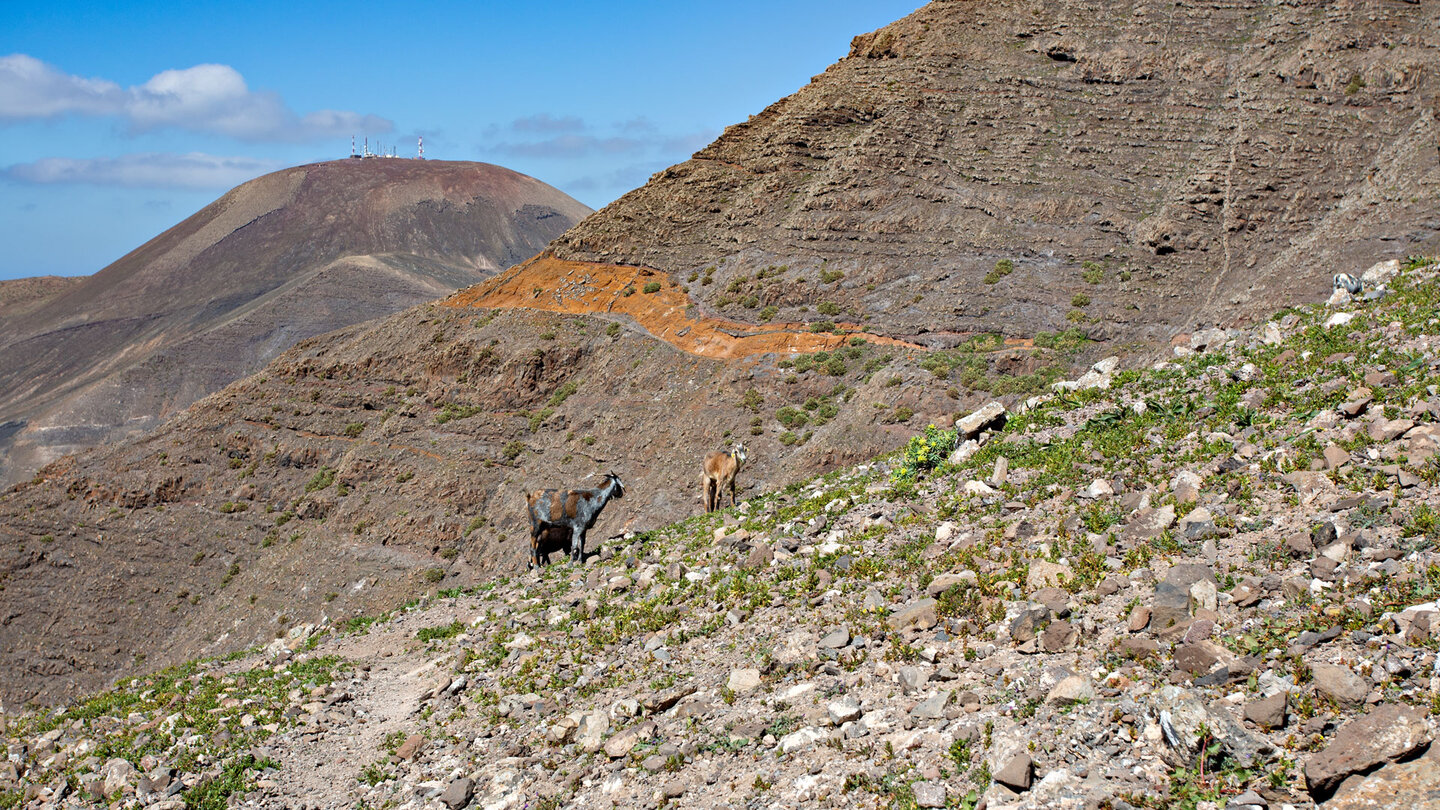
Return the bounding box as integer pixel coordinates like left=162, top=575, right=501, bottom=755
left=0, top=54, right=123, bottom=118
left=0, top=54, right=391, bottom=142
left=4, top=152, right=286, bottom=190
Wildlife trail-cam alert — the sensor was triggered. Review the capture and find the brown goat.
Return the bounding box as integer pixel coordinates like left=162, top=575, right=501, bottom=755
left=701, top=444, right=747, bottom=512
left=528, top=525, right=572, bottom=568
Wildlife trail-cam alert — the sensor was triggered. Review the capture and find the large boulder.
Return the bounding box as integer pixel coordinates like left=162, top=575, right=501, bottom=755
left=1151, top=564, right=1215, bottom=631
left=1303, top=705, right=1432, bottom=799
left=956, top=402, right=1007, bottom=438
left=1154, top=687, right=1272, bottom=768
left=888, top=599, right=938, bottom=633
left=1324, top=740, right=1440, bottom=810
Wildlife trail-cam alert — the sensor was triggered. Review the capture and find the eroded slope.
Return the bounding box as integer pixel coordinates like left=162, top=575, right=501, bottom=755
left=553, top=0, right=1440, bottom=347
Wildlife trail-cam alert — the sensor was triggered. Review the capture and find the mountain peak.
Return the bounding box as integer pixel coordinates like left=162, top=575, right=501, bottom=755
left=0, top=159, right=590, bottom=486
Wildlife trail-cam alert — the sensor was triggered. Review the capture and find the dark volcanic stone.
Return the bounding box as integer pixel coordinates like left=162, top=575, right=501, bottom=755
left=994, top=754, right=1034, bottom=792
left=1244, top=692, right=1287, bottom=731
left=1304, top=705, right=1431, bottom=799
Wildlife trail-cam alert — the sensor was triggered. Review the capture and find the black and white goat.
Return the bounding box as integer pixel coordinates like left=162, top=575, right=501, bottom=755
left=1333, top=273, right=1363, bottom=295
left=524, top=472, right=625, bottom=568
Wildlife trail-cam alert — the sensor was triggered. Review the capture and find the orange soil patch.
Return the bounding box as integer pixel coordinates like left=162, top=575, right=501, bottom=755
left=442, top=253, right=925, bottom=360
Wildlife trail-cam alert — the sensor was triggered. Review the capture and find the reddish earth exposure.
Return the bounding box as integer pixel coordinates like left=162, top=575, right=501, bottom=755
left=444, top=253, right=925, bottom=359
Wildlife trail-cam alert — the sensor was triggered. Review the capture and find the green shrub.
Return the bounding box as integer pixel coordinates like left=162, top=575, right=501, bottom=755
left=1034, top=328, right=1090, bottom=353
left=502, top=441, right=525, bottom=461
left=416, top=620, right=464, bottom=642
left=776, top=407, right=809, bottom=428
left=305, top=467, right=336, bottom=493
left=820, top=269, right=844, bottom=283
left=435, top=402, right=482, bottom=424
left=528, top=407, right=554, bottom=432
left=818, top=302, right=840, bottom=316
left=343, top=422, right=364, bottom=438
left=643, top=282, right=662, bottom=294
left=890, top=424, right=956, bottom=482
left=984, top=259, right=1015, bottom=284
left=186, top=754, right=276, bottom=810
left=809, top=321, right=836, bottom=333
left=547, top=380, right=580, bottom=407
left=1071, top=293, right=1091, bottom=307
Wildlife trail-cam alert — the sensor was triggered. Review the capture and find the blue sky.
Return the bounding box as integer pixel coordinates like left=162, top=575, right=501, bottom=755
left=0, top=1, right=923, bottom=281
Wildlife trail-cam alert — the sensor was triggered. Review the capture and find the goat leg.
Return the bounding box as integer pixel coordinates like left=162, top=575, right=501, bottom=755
left=571, top=528, right=586, bottom=563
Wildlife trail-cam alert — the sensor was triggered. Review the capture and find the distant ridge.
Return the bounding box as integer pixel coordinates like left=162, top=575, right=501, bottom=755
left=0, top=159, right=591, bottom=485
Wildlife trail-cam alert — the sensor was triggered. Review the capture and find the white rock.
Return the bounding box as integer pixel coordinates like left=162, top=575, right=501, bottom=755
left=962, top=480, right=997, bottom=496
left=1092, top=356, right=1120, bottom=375
left=828, top=696, right=864, bottom=725
left=1361, top=259, right=1401, bottom=285
left=1177, top=507, right=1212, bottom=530
left=728, top=668, right=763, bottom=694
left=779, top=683, right=816, bottom=702
left=956, top=401, right=1007, bottom=437
left=502, top=632, right=535, bottom=650
left=948, top=439, right=981, bottom=464
left=1172, top=470, right=1204, bottom=491
left=1189, top=579, right=1218, bottom=613
left=1325, top=311, right=1356, bottom=328
left=576, top=711, right=609, bottom=753
left=1320, top=542, right=1350, bottom=563
left=1047, top=675, right=1097, bottom=707
left=780, top=726, right=830, bottom=753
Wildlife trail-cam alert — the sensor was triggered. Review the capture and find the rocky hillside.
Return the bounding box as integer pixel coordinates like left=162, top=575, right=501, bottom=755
left=0, top=159, right=591, bottom=487
left=552, top=0, right=1439, bottom=348
left=0, top=276, right=84, bottom=317
left=3, top=256, right=1437, bottom=809
left=3, top=0, right=1439, bottom=731
left=0, top=273, right=979, bottom=706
